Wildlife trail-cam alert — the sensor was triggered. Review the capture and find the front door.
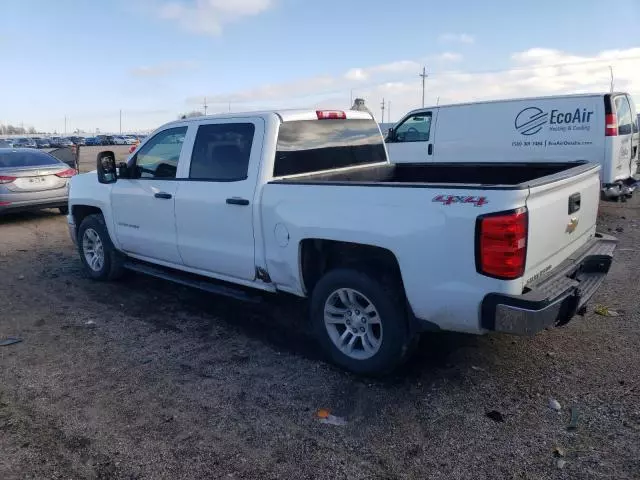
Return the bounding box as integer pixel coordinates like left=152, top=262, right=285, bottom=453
left=386, top=110, right=436, bottom=164
left=175, top=119, right=263, bottom=281
left=111, top=126, right=188, bottom=265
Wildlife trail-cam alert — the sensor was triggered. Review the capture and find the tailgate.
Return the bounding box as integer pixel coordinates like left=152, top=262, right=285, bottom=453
left=523, top=164, right=600, bottom=284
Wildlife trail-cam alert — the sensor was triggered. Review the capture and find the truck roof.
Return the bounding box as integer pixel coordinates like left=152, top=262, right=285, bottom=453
left=165, top=109, right=373, bottom=128
left=405, top=91, right=630, bottom=116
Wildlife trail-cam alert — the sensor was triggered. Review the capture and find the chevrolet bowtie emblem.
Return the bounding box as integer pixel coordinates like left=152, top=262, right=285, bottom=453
left=566, top=217, right=579, bottom=234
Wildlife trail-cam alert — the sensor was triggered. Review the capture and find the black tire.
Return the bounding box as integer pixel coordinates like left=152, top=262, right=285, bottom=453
left=58, top=206, right=69, bottom=215
left=77, top=213, right=125, bottom=281
left=310, top=268, right=413, bottom=376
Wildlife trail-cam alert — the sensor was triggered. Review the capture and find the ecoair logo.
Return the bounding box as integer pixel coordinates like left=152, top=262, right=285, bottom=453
left=515, top=106, right=594, bottom=136
left=515, top=107, right=549, bottom=136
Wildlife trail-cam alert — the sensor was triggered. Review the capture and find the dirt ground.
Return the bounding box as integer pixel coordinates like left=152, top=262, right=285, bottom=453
left=0, top=187, right=638, bottom=479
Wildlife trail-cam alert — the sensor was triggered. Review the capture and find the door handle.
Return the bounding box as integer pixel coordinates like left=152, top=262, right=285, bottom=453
left=428, top=144, right=433, bottom=155
left=568, top=193, right=581, bottom=214
left=226, top=197, right=250, bottom=206
left=154, top=192, right=172, bottom=199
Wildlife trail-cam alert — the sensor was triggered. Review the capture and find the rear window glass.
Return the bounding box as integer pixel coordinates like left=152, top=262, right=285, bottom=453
left=615, top=96, right=633, bottom=135
left=0, top=151, right=62, bottom=168
left=274, top=119, right=386, bottom=177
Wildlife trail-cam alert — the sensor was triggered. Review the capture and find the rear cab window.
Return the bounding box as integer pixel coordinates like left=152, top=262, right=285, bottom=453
left=274, top=118, right=386, bottom=177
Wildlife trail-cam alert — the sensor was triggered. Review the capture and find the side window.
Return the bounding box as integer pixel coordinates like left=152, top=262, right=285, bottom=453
left=614, top=96, right=633, bottom=136
left=394, top=113, right=432, bottom=143
left=133, top=127, right=187, bottom=179
left=189, top=123, right=255, bottom=181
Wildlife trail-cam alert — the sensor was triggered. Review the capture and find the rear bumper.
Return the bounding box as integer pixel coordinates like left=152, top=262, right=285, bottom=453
left=481, top=233, right=617, bottom=335
left=0, top=196, right=68, bottom=214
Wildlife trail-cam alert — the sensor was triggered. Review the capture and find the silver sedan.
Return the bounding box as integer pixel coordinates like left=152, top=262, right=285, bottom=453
left=0, top=148, right=76, bottom=215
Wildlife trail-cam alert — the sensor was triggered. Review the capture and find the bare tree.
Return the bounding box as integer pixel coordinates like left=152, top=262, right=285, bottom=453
left=178, top=111, right=205, bottom=120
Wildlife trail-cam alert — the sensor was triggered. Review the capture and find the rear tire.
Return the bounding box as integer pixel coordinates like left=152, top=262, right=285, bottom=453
left=77, top=214, right=125, bottom=281
left=310, top=268, right=413, bottom=375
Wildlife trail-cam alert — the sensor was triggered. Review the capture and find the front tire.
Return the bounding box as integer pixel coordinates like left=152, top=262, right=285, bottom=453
left=311, top=268, right=413, bottom=375
left=77, top=214, right=125, bottom=281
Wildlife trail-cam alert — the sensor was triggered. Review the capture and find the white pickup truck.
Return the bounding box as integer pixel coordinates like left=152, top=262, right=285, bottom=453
left=68, top=109, right=616, bottom=374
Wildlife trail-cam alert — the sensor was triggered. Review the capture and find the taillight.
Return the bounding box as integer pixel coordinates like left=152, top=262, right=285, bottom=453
left=0, top=175, right=16, bottom=184
left=476, top=208, right=528, bottom=280
left=55, top=168, right=76, bottom=178
left=316, top=110, right=347, bottom=120
left=605, top=113, right=618, bottom=136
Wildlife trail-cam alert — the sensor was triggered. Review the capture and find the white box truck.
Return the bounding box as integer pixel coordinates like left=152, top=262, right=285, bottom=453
left=386, top=93, right=639, bottom=198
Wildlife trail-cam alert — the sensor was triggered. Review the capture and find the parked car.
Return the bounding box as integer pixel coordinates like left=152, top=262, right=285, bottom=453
left=34, top=138, right=51, bottom=148
left=96, top=135, right=115, bottom=146
left=11, top=137, right=37, bottom=148
left=84, top=137, right=99, bottom=146
left=386, top=92, right=640, bottom=199
left=0, top=148, right=76, bottom=214
left=0, top=139, right=14, bottom=148
left=68, top=136, right=86, bottom=146
left=123, top=135, right=137, bottom=145
left=68, top=109, right=616, bottom=375
left=112, top=136, right=127, bottom=145
left=49, top=137, right=63, bottom=148
left=53, top=138, right=74, bottom=147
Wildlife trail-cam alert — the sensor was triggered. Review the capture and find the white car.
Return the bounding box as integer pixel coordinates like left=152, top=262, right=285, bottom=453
left=112, top=136, right=127, bottom=145
left=123, top=136, right=137, bottom=145
left=67, top=109, right=616, bottom=374
left=386, top=92, right=639, bottom=199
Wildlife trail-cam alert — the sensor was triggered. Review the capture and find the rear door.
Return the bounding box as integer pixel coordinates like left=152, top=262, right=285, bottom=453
left=607, top=94, right=635, bottom=181
left=627, top=95, right=639, bottom=171
left=175, top=118, right=263, bottom=280
left=386, top=109, right=437, bottom=163
left=523, top=164, right=601, bottom=284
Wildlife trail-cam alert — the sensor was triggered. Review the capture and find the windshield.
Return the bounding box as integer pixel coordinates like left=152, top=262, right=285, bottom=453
left=0, top=150, right=62, bottom=168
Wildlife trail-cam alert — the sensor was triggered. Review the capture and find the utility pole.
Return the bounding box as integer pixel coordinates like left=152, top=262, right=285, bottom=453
left=419, top=66, right=428, bottom=108
left=350, top=89, right=354, bottom=107
left=203, top=97, right=208, bottom=115
left=119, top=109, right=122, bottom=134
left=609, top=66, right=614, bottom=92
left=64, top=116, right=67, bottom=135
left=380, top=98, right=385, bottom=123
left=228, top=102, right=231, bottom=113
left=388, top=100, right=391, bottom=123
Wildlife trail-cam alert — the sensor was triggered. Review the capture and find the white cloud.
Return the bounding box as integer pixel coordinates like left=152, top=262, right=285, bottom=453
left=185, top=47, right=640, bottom=123
left=130, top=60, right=198, bottom=77
left=157, top=0, right=274, bottom=35
left=438, top=33, right=475, bottom=44
left=436, top=52, right=463, bottom=62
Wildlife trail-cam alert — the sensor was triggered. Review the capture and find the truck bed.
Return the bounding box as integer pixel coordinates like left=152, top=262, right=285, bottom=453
left=272, top=161, right=594, bottom=189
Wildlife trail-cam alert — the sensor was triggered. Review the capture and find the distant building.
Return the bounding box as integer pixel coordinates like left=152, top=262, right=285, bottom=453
left=350, top=98, right=373, bottom=116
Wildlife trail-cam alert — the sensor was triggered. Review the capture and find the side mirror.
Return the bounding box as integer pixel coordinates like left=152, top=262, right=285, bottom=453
left=386, top=128, right=395, bottom=142
left=97, top=151, right=117, bottom=184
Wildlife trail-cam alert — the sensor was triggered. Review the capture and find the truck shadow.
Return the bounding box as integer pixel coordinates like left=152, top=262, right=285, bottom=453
left=78, top=269, right=483, bottom=380
left=0, top=209, right=61, bottom=225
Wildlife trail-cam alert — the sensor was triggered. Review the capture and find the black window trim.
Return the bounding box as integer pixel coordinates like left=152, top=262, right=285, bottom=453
left=392, top=111, right=433, bottom=143
left=129, top=126, right=188, bottom=180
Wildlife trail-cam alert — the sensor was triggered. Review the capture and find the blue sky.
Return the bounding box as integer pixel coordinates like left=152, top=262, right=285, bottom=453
left=2, top=0, right=639, bottom=133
